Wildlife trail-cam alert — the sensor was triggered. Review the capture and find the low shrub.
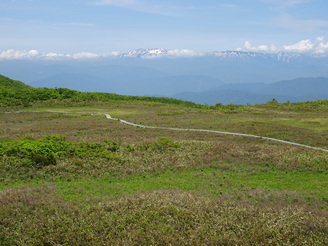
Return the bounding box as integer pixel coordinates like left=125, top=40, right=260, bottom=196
left=145, top=137, right=180, bottom=151
left=0, top=135, right=122, bottom=168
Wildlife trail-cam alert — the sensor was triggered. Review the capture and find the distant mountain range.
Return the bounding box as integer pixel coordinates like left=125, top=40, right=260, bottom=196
left=29, top=72, right=223, bottom=95
left=0, top=49, right=328, bottom=104
left=170, top=77, right=328, bottom=105
left=109, top=49, right=326, bottom=62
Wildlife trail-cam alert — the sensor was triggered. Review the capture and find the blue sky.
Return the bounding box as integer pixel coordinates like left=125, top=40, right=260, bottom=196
left=1, top=0, right=328, bottom=56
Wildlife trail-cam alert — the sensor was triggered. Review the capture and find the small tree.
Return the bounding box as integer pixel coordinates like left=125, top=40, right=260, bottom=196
left=268, top=98, right=278, bottom=104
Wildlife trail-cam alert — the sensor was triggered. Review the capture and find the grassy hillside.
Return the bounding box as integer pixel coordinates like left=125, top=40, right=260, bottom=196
left=0, top=74, right=30, bottom=89
left=0, top=76, right=327, bottom=245
left=0, top=74, right=200, bottom=109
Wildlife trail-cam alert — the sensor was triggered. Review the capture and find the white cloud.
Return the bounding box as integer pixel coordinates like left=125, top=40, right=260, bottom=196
left=316, top=42, right=328, bottom=55
left=0, top=48, right=201, bottom=60
left=108, top=51, right=121, bottom=56
left=166, top=49, right=198, bottom=58
left=124, top=48, right=199, bottom=59
left=44, top=52, right=69, bottom=59
left=0, top=49, right=40, bottom=59
left=237, top=42, right=278, bottom=53
left=45, top=51, right=105, bottom=60
left=284, top=37, right=328, bottom=55
left=283, top=39, right=314, bottom=52
left=0, top=50, right=106, bottom=60
left=71, top=52, right=100, bottom=59
left=2, top=38, right=328, bottom=60
left=237, top=37, right=328, bottom=56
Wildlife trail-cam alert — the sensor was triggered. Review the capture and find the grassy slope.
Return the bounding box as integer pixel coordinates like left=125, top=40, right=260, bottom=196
left=0, top=77, right=328, bottom=245
left=0, top=74, right=30, bottom=89
left=0, top=74, right=200, bottom=109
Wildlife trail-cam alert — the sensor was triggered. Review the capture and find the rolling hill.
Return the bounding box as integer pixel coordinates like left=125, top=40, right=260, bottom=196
left=0, top=74, right=30, bottom=89
left=171, top=77, right=328, bottom=105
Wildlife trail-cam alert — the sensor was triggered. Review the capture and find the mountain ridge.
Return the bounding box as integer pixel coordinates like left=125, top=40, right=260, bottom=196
left=1, top=49, right=328, bottom=101
left=170, top=77, right=328, bottom=105
left=119, top=49, right=316, bottom=62
left=2, top=48, right=328, bottom=61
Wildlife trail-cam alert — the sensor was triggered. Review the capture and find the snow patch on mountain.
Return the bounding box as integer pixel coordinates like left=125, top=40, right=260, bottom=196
left=1, top=37, right=328, bottom=60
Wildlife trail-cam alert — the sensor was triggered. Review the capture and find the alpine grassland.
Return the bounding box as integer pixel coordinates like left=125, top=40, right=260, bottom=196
left=1, top=75, right=327, bottom=245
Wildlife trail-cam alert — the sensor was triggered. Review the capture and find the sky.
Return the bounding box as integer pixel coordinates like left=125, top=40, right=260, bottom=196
left=1, top=0, right=328, bottom=58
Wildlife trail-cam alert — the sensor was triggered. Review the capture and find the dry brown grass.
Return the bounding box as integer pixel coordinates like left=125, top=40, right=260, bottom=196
left=0, top=186, right=327, bottom=246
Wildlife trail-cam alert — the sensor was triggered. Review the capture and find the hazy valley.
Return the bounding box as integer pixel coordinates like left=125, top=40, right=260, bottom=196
left=1, top=49, right=328, bottom=105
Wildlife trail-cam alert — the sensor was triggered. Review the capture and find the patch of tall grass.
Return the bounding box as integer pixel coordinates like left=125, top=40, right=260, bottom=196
left=0, top=186, right=327, bottom=245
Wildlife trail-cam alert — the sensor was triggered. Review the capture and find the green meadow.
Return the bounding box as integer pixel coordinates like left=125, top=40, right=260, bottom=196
left=0, top=74, right=327, bottom=245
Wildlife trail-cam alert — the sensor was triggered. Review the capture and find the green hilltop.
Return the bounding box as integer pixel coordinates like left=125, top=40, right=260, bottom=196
left=0, top=74, right=200, bottom=108
left=0, top=74, right=30, bottom=89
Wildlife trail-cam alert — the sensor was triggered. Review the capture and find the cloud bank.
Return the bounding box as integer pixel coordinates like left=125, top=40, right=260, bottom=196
left=1, top=37, right=328, bottom=60
left=0, top=48, right=199, bottom=60
left=237, top=37, right=328, bottom=56
left=0, top=50, right=120, bottom=60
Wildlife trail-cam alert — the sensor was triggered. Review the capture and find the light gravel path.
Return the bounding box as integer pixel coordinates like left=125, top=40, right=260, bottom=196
left=4, top=111, right=328, bottom=153
left=102, top=113, right=328, bottom=153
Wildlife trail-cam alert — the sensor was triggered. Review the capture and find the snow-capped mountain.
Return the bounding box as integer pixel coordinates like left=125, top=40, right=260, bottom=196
left=120, top=48, right=316, bottom=63
left=123, top=48, right=168, bottom=58
left=1, top=46, right=328, bottom=104
left=205, top=50, right=302, bottom=63
left=1, top=46, right=327, bottom=62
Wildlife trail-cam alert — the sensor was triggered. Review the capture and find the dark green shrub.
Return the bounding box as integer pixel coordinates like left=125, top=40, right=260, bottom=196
left=147, top=137, right=179, bottom=151
left=104, top=139, right=120, bottom=152
left=125, top=144, right=136, bottom=152
left=30, top=152, right=56, bottom=166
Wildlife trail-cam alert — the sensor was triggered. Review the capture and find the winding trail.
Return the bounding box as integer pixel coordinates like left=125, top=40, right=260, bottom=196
left=101, top=113, right=328, bottom=153
left=5, top=111, right=328, bottom=153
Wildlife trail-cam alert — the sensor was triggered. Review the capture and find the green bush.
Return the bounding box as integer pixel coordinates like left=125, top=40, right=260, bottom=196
left=0, top=135, right=71, bottom=167
left=147, top=137, right=180, bottom=151
left=0, top=135, right=122, bottom=168
left=30, top=151, right=56, bottom=166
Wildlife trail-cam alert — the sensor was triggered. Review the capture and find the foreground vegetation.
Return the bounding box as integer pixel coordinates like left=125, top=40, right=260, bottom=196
left=1, top=75, right=327, bottom=245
